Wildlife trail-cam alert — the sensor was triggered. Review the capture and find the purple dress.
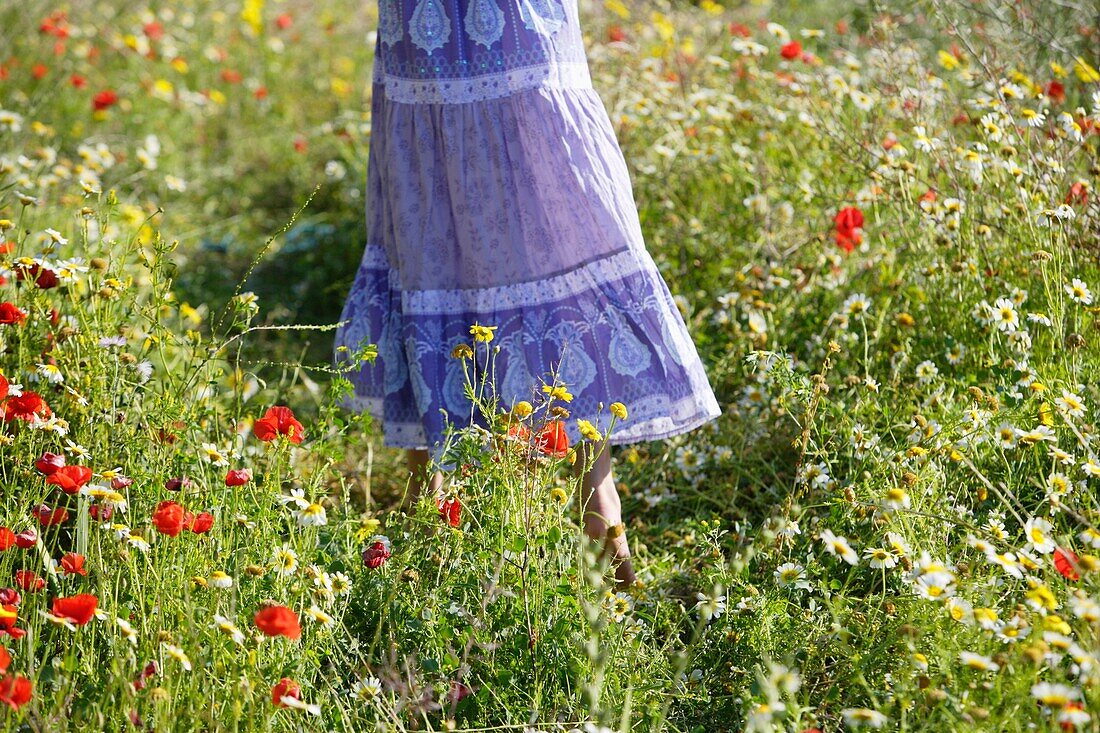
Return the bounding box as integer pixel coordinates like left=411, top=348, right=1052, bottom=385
left=334, top=0, right=721, bottom=462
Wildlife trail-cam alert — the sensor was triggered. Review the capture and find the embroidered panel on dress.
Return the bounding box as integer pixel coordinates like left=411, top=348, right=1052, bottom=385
left=374, top=0, right=585, bottom=103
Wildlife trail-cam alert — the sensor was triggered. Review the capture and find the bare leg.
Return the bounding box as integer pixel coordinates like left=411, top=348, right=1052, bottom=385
left=572, top=442, right=637, bottom=587
left=405, top=448, right=444, bottom=509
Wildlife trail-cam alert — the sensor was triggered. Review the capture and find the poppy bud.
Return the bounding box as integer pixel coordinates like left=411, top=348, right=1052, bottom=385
left=225, top=468, right=252, bottom=487
left=362, top=541, right=391, bottom=569
left=164, top=476, right=190, bottom=492
left=13, top=528, right=37, bottom=549
left=89, top=504, right=114, bottom=522
left=32, top=505, right=68, bottom=527
left=34, top=452, right=65, bottom=475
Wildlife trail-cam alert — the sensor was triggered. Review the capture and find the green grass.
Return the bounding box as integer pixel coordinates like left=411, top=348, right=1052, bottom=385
left=0, top=0, right=1098, bottom=730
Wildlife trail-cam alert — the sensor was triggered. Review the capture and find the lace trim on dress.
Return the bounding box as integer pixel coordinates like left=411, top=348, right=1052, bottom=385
left=372, top=61, right=592, bottom=104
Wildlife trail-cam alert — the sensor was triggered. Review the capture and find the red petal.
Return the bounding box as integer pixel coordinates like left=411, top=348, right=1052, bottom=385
left=1054, top=547, right=1080, bottom=581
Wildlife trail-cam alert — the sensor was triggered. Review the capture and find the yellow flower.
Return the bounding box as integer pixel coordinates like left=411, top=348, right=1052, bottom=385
left=1074, top=56, right=1100, bottom=83
left=610, top=402, right=628, bottom=420
left=241, top=0, right=264, bottom=34
left=469, top=323, right=497, bottom=343
left=577, top=419, right=602, bottom=442
left=512, top=401, right=533, bottom=419
left=542, top=384, right=573, bottom=403
left=451, top=343, right=474, bottom=360
left=1043, top=615, right=1071, bottom=635
left=604, top=0, right=629, bottom=19
left=354, top=516, right=381, bottom=543
left=550, top=487, right=569, bottom=506
left=938, top=49, right=960, bottom=70
left=1078, top=554, right=1100, bottom=573
left=1025, top=581, right=1058, bottom=612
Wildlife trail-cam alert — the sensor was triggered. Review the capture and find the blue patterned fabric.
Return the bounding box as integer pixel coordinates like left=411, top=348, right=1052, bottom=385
left=334, top=0, right=722, bottom=462
left=372, top=0, right=590, bottom=103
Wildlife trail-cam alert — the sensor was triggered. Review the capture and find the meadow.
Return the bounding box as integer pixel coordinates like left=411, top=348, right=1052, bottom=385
left=0, top=0, right=1099, bottom=730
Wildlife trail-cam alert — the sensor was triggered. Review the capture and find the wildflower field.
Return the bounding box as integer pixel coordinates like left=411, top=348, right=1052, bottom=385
left=2, top=0, right=1100, bottom=730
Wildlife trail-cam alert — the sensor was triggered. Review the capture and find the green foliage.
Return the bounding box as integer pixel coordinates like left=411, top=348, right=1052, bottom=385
left=1, top=0, right=1100, bottom=731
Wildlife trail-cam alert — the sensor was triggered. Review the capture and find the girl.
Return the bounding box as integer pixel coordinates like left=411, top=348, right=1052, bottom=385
left=334, top=0, right=721, bottom=587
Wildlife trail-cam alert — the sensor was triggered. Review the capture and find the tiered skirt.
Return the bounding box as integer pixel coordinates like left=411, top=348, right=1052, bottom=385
left=334, top=76, right=722, bottom=461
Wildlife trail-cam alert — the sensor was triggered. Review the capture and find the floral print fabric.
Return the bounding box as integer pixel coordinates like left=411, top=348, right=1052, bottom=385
left=334, top=1, right=722, bottom=462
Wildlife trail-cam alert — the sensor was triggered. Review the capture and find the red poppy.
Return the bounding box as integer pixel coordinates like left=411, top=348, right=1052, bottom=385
left=437, top=496, right=461, bottom=528
left=92, top=89, right=118, bottom=111
left=271, top=677, right=301, bottom=706
left=607, top=25, right=627, bottom=43
left=33, top=504, right=68, bottom=527
left=143, top=21, right=164, bottom=40
left=834, top=206, right=864, bottom=253
left=32, top=63, right=48, bottom=80
left=0, top=590, right=18, bottom=606
left=0, top=605, right=24, bottom=638
left=70, top=73, right=86, bottom=88
left=506, top=423, right=531, bottom=441
left=1065, top=181, right=1088, bottom=206
left=0, top=374, right=6, bottom=402
left=14, top=572, right=43, bottom=593
left=59, top=553, right=87, bottom=576
left=89, top=504, right=114, bottom=522
left=164, top=476, right=190, bottom=492
left=275, top=13, right=293, bottom=30
left=13, top=528, right=37, bottom=549
left=45, top=465, right=93, bottom=494
left=1053, top=547, right=1080, bottom=581
left=111, top=474, right=133, bottom=490
left=253, top=406, right=305, bottom=444
left=133, top=659, right=158, bottom=691
left=0, top=530, right=13, bottom=552
left=152, top=500, right=185, bottom=537
left=253, top=605, right=301, bottom=640
left=3, top=391, right=52, bottom=422
left=780, top=40, right=803, bottom=60
left=34, top=451, right=65, bottom=475
left=185, top=511, right=214, bottom=534
left=0, top=674, right=31, bottom=710
left=729, top=22, right=751, bottom=37
left=51, top=593, right=98, bottom=625
left=225, top=468, right=253, bottom=486
left=0, top=646, right=9, bottom=674
left=834, top=207, right=864, bottom=234
left=362, top=541, right=391, bottom=569
left=1044, top=80, right=1065, bottom=104
left=533, top=420, right=570, bottom=458
left=0, top=303, right=26, bottom=326
left=14, top=262, right=58, bottom=289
